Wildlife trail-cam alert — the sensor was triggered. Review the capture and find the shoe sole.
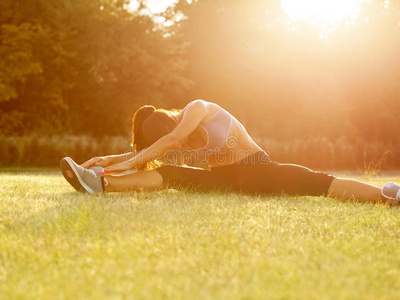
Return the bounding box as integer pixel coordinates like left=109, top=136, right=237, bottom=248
left=60, top=157, right=94, bottom=194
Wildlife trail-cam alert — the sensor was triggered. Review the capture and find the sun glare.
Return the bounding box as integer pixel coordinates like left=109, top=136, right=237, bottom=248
left=127, top=0, right=371, bottom=37
left=128, top=0, right=177, bottom=14
left=281, top=0, right=367, bottom=36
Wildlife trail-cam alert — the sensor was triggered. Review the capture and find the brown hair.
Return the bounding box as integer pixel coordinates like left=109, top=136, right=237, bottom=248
left=131, top=105, right=180, bottom=170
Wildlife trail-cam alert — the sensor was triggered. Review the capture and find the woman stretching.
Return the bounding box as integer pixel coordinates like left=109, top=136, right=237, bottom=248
left=60, top=99, right=400, bottom=204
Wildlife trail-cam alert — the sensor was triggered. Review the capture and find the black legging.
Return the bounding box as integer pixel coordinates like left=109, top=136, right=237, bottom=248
left=157, top=151, right=335, bottom=196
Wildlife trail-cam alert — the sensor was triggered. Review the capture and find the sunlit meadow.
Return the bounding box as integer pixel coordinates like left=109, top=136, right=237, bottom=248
left=1, top=171, right=400, bottom=299
left=1, top=0, right=399, bottom=298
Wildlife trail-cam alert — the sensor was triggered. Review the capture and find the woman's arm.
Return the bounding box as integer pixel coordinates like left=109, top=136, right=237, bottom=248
left=81, top=152, right=136, bottom=168
left=105, top=100, right=210, bottom=173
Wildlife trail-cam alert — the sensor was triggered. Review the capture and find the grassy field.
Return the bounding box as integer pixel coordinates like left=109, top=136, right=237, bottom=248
left=1, top=171, right=400, bottom=299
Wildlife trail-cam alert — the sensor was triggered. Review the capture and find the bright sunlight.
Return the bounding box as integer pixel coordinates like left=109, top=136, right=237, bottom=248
left=130, top=0, right=370, bottom=37
left=281, top=0, right=359, bottom=23
left=281, top=0, right=369, bottom=36
left=128, top=0, right=178, bottom=13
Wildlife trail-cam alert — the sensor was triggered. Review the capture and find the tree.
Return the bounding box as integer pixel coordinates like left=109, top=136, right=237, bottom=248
left=0, top=0, right=191, bottom=136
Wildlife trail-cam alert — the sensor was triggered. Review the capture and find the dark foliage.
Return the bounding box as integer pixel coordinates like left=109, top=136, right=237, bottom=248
left=0, top=0, right=399, bottom=168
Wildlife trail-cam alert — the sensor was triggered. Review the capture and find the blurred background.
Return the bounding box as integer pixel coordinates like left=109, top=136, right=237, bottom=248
left=0, top=0, right=399, bottom=170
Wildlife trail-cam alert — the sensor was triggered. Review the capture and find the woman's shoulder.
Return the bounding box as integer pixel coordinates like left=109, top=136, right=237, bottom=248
left=184, top=99, right=220, bottom=112
left=185, top=99, right=208, bottom=108
left=176, top=100, right=221, bottom=123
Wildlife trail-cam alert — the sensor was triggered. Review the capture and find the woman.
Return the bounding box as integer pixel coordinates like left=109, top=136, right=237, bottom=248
left=60, top=99, right=400, bottom=204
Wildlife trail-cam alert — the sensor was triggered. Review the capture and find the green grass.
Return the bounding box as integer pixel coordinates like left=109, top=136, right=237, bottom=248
left=1, top=171, right=400, bottom=299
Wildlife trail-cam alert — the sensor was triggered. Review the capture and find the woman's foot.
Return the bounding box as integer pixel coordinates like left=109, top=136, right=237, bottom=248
left=382, top=182, right=400, bottom=205
left=60, top=157, right=105, bottom=193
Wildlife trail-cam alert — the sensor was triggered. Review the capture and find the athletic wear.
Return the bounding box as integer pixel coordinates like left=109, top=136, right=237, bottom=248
left=60, top=157, right=105, bottom=193
left=186, top=104, right=234, bottom=159
left=157, top=151, right=335, bottom=196
left=382, top=182, right=400, bottom=205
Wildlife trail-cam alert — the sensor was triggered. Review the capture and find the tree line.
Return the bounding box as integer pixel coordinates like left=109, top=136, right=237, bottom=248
left=0, top=0, right=190, bottom=136
left=1, top=0, right=399, bottom=168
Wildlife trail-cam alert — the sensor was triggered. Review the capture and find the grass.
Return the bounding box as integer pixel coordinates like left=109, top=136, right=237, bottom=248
left=1, top=171, right=400, bottom=299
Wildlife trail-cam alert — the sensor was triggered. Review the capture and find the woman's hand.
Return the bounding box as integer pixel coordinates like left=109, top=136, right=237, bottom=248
left=81, top=156, right=113, bottom=169
left=104, top=160, right=134, bottom=174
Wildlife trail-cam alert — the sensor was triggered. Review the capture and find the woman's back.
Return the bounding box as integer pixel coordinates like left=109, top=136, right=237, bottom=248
left=178, top=101, right=263, bottom=168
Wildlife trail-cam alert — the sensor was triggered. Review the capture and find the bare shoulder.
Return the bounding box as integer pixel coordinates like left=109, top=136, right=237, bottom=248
left=186, top=99, right=206, bottom=109
left=176, top=99, right=221, bottom=123
left=184, top=99, right=219, bottom=115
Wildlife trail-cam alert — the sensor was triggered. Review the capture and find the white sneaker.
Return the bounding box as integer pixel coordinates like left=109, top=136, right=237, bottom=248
left=89, top=166, right=105, bottom=176
left=382, top=182, right=400, bottom=205
left=60, top=157, right=105, bottom=193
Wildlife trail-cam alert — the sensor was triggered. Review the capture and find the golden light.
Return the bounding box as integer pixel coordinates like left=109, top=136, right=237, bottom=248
left=127, top=0, right=177, bottom=14
left=281, top=0, right=368, bottom=36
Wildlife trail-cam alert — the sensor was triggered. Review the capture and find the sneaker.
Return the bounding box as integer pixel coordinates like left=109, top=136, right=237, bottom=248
left=60, top=157, right=105, bottom=193
left=89, top=166, right=105, bottom=177
left=382, top=182, right=400, bottom=205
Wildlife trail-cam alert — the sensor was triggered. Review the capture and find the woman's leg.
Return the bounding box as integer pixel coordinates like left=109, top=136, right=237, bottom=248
left=249, top=162, right=387, bottom=203
left=328, top=177, right=385, bottom=203
left=101, top=164, right=388, bottom=204
left=103, top=165, right=233, bottom=193
left=104, top=169, right=164, bottom=192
